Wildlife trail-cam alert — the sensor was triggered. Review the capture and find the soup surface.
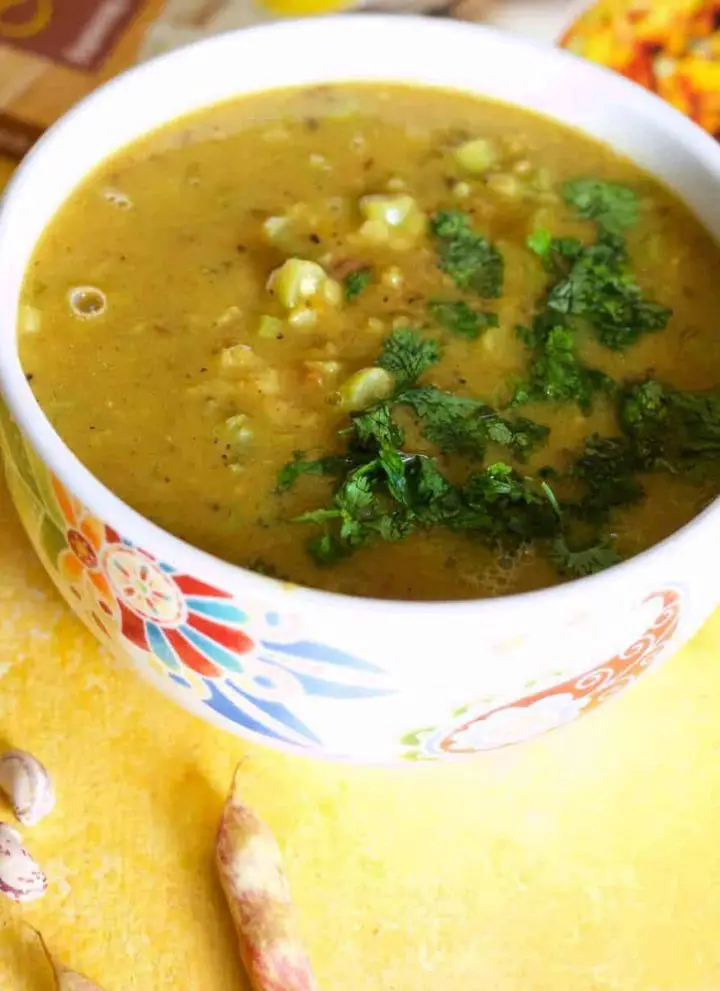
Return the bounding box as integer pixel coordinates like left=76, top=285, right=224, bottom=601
left=19, top=85, right=720, bottom=600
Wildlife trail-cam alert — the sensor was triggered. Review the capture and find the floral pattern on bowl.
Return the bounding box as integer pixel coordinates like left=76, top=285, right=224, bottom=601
left=401, top=587, right=681, bottom=760
left=0, top=403, right=399, bottom=753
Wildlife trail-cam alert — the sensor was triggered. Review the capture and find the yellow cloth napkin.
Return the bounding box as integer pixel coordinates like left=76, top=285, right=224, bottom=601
left=1, top=151, right=719, bottom=989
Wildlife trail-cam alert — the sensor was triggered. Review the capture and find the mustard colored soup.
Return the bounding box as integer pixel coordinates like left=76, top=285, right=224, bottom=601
left=19, top=85, right=720, bottom=600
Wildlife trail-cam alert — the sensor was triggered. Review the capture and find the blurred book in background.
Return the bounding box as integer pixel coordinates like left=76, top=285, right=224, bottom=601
left=0, top=0, right=717, bottom=163
left=0, top=0, right=568, bottom=160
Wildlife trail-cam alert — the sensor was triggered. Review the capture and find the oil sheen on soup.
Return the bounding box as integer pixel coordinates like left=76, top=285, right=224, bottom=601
left=19, top=85, right=720, bottom=601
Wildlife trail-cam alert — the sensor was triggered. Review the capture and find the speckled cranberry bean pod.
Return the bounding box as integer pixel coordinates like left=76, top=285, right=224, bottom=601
left=216, top=769, right=319, bottom=991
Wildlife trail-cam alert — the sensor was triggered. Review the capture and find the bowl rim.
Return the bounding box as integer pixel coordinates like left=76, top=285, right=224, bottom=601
left=1, top=12, right=718, bottom=619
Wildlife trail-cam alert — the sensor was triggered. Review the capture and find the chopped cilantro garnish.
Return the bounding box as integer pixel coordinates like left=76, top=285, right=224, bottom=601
left=446, top=463, right=559, bottom=543
left=563, top=178, right=639, bottom=234
left=398, top=385, right=549, bottom=461
left=570, top=434, right=645, bottom=522
left=620, top=379, right=720, bottom=470
left=527, top=229, right=584, bottom=274
left=430, top=210, right=504, bottom=298
left=527, top=227, right=553, bottom=259
left=284, top=330, right=556, bottom=565
left=550, top=535, right=622, bottom=578
left=344, top=267, right=372, bottom=302
left=523, top=225, right=671, bottom=388
left=294, top=451, right=422, bottom=565
left=377, top=327, right=441, bottom=388
left=429, top=300, right=499, bottom=340
left=351, top=401, right=404, bottom=452
left=276, top=452, right=348, bottom=493
left=512, top=325, right=614, bottom=413
left=546, top=232, right=670, bottom=351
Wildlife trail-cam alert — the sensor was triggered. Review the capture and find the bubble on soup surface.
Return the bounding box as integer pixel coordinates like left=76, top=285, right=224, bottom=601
left=102, top=188, right=132, bottom=210
left=68, top=287, right=106, bottom=319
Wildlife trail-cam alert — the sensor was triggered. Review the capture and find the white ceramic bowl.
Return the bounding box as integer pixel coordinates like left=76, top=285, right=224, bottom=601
left=0, top=16, right=718, bottom=763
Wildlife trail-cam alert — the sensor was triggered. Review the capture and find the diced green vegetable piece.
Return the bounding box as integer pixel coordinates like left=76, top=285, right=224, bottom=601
left=487, top=173, right=524, bottom=199
left=339, top=367, right=395, bottom=411
left=304, top=360, right=343, bottom=386
left=220, top=344, right=259, bottom=372
left=20, top=305, right=41, bottom=334
left=257, top=315, right=284, bottom=339
left=360, top=194, right=417, bottom=227
left=358, top=194, right=426, bottom=246
left=263, top=216, right=290, bottom=242
left=214, top=413, right=253, bottom=447
left=288, top=308, right=318, bottom=328
left=454, top=138, right=497, bottom=175
left=267, top=258, right=327, bottom=310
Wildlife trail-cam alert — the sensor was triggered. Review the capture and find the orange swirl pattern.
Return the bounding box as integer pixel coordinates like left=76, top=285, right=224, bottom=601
left=439, top=588, right=681, bottom=754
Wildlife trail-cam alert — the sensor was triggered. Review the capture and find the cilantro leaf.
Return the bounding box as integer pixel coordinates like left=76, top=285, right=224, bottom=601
left=512, top=325, right=614, bottom=413
left=429, top=300, right=499, bottom=340
left=546, top=232, right=670, bottom=351
left=276, top=452, right=348, bottom=493
left=377, top=327, right=442, bottom=388
left=620, top=379, right=720, bottom=470
left=307, top=532, right=347, bottom=566
left=351, top=402, right=404, bottom=452
left=448, top=463, right=559, bottom=543
left=295, top=450, right=421, bottom=564
left=527, top=227, right=553, bottom=260
left=430, top=210, right=504, bottom=298
left=409, top=457, right=460, bottom=524
left=344, top=267, right=372, bottom=302
left=527, top=230, right=584, bottom=274
left=398, top=385, right=549, bottom=460
left=570, top=434, right=645, bottom=522
left=550, top=535, right=622, bottom=578
left=563, top=178, right=639, bottom=234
